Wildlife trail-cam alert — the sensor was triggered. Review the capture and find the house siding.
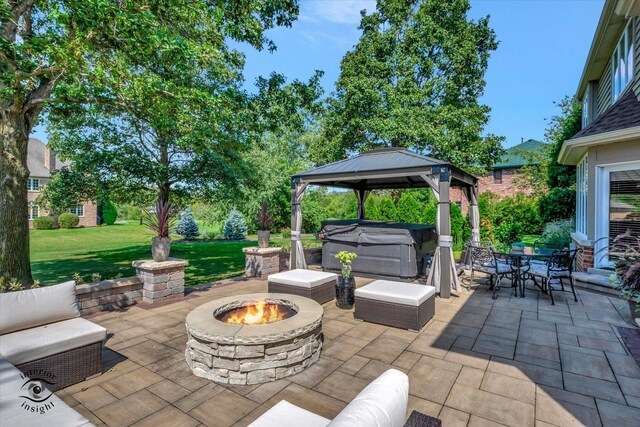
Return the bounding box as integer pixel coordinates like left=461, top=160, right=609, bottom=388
left=596, top=56, right=613, bottom=117
left=633, top=16, right=640, bottom=97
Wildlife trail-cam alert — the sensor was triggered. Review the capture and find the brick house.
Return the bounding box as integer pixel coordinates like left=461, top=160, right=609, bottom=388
left=451, top=139, right=546, bottom=212
left=27, top=138, right=98, bottom=228
left=558, top=0, right=640, bottom=272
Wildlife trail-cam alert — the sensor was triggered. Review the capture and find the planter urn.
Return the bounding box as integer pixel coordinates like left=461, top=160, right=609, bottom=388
left=151, top=237, right=171, bottom=262
left=257, top=230, right=271, bottom=248
left=336, top=276, right=356, bottom=309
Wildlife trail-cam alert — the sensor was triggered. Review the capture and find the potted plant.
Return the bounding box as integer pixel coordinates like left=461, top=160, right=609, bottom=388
left=144, top=200, right=175, bottom=262
left=256, top=202, right=273, bottom=248
left=335, top=250, right=357, bottom=309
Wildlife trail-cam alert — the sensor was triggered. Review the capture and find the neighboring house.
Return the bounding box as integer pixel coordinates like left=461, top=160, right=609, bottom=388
left=558, top=0, right=640, bottom=272
left=452, top=138, right=546, bottom=212
left=27, top=138, right=98, bottom=229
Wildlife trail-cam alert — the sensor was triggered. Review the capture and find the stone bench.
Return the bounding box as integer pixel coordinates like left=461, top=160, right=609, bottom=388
left=354, top=280, right=436, bottom=331
left=267, top=269, right=337, bottom=304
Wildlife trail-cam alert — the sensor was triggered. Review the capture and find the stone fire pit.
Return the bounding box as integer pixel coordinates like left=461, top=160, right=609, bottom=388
left=185, top=293, right=323, bottom=385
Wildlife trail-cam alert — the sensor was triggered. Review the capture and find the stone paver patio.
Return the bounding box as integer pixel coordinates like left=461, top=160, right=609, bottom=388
left=55, top=277, right=640, bottom=427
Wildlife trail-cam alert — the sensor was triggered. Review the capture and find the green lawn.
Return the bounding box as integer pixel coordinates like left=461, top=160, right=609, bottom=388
left=30, top=221, right=317, bottom=286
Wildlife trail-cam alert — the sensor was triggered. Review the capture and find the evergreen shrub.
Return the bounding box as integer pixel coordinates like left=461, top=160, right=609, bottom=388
left=33, top=216, right=54, bottom=230
left=58, top=212, right=80, bottom=229
left=175, top=207, right=200, bottom=240
left=102, top=200, right=118, bottom=225
left=223, top=209, right=247, bottom=240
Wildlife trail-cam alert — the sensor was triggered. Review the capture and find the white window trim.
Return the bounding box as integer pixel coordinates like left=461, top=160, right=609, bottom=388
left=68, top=205, right=85, bottom=218
left=611, top=20, right=634, bottom=102
left=594, top=159, right=640, bottom=268
left=27, top=178, right=40, bottom=192
left=28, top=203, right=39, bottom=221
left=576, top=154, right=588, bottom=237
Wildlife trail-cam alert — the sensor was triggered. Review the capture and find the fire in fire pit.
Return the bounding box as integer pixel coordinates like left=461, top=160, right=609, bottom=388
left=215, top=300, right=296, bottom=325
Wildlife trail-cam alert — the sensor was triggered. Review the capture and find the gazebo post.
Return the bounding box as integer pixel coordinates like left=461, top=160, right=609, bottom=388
left=355, top=189, right=369, bottom=220
left=438, top=168, right=452, bottom=298
left=290, top=178, right=308, bottom=269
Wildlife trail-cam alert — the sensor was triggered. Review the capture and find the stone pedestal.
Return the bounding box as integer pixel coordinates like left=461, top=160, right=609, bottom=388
left=243, top=247, right=282, bottom=279
left=132, top=258, right=188, bottom=304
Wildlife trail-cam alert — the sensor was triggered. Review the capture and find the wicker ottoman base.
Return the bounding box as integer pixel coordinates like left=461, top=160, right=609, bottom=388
left=15, top=341, right=103, bottom=391
left=354, top=296, right=435, bottom=331
left=268, top=281, right=334, bottom=304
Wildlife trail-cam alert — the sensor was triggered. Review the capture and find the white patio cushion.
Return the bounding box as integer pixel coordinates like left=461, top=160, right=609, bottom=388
left=248, top=400, right=330, bottom=427
left=329, top=369, right=409, bottom=427
left=0, top=356, right=94, bottom=426
left=355, top=281, right=435, bottom=307
left=0, top=281, right=80, bottom=334
left=268, top=269, right=338, bottom=289
left=0, top=318, right=106, bottom=365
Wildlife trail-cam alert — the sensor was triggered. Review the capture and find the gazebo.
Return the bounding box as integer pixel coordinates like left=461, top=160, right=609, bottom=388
left=289, top=148, right=480, bottom=298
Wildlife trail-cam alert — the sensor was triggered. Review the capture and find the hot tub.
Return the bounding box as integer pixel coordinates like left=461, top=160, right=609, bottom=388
left=319, top=220, right=437, bottom=280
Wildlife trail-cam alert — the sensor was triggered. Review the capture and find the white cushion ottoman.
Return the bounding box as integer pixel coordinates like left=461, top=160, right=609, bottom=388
left=268, top=269, right=338, bottom=304
left=354, top=280, right=436, bottom=331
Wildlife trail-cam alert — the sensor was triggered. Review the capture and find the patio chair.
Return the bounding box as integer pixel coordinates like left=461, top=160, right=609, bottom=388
left=525, top=248, right=581, bottom=305
left=532, top=240, right=564, bottom=256
left=467, top=245, right=514, bottom=299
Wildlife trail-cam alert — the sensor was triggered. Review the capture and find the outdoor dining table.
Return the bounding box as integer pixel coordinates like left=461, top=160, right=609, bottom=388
left=492, top=250, right=551, bottom=298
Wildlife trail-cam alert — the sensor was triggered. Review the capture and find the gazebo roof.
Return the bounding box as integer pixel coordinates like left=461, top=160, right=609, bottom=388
left=293, top=148, right=477, bottom=190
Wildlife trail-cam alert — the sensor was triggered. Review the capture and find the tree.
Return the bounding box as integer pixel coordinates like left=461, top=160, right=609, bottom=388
left=539, top=97, right=582, bottom=222
left=175, top=207, right=200, bottom=240
left=1, top=0, right=300, bottom=283
left=317, top=0, right=504, bottom=172
left=224, top=209, right=247, bottom=240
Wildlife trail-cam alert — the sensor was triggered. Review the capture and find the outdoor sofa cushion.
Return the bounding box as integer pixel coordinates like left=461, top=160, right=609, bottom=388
left=248, top=400, right=330, bottom=427
left=250, top=369, right=409, bottom=427
left=0, top=356, right=94, bottom=426
left=268, top=269, right=338, bottom=289
left=527, top=263, right=571, bottom=279
left=354, top=281, right=435, bottom=307
left=0, top=281, right=80, bottom=334
left=0, top=317, right=107, bottom=365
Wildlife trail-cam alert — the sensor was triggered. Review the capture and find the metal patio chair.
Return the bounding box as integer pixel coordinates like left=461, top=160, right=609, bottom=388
left=525, top=248, right=581, bottom=305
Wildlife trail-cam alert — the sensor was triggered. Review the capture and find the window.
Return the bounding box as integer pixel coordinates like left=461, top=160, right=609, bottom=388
left=493, top=169, right=502, bottom=184
left=612, top=20, right=634, bottom=102
left=28, top=203, right=39, bottom=220
left=582, top=89, right=590, bottom=128
left=576, top=156, right=588, bottom=235
left=68, top=205, right=85, bottom=217
left=27, top=178, right=40, bottom=191
left=609, top=169, right=640, bottom=260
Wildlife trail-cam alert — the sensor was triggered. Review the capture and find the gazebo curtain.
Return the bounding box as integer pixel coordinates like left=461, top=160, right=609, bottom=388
left=462, top=186, right=481, bottom=243
left=355, top=189, right=369, bottom=220
left=290, top=180, right=308, bottom=270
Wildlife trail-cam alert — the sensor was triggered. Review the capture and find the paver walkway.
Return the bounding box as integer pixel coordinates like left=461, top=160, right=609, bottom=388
left=56, top=276, right=640, bottom=427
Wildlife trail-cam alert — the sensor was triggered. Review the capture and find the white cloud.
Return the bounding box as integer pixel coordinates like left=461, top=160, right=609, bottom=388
left=303, top=0, right=376, bottom=25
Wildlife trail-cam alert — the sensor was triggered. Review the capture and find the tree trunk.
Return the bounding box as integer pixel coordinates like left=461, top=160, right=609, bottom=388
left=158, top=141, right=170, bottom=205
left=0, top=111, right=33, bottom=284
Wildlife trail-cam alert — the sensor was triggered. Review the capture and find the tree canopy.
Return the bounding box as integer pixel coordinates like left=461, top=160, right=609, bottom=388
left=1, top=0, right=301, bottom=283
left=315, top=0, right=504, bottom=171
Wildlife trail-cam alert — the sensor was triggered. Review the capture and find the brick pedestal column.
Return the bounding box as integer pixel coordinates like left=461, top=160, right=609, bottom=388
left=132, top=258, right=188, bottom=304
left=242, top=247, right=282, bottom=279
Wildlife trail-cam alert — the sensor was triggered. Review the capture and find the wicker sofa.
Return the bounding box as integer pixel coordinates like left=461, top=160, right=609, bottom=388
left=0, top=281, right=107, bottom=391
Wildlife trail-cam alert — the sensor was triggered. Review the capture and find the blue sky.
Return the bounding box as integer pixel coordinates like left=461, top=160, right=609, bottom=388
left=33, top=0, right=604, bottom=148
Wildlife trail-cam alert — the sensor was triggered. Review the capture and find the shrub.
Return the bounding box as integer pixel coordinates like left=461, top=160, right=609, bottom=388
left=33, top=216, right=54, bottom=230
left=376, top=196, right=398, bottom=222
left=117, top=204, right=144, bottom=220
left=58, top=212, right=80, bottom=229
left=494, top=222, right=524, bottom=245
left=542, top=218, right=574, bottom=246
left=396, top=192, right=422, bottom=224
left=223, top=208, right=247, bottom=240
left=539, top=187, right=576, bottom=223
left=281, top=227, right=291, bottom=238
left=175, top=207, right=200, bottom=240
left=102, top=200, right=118, bottom=225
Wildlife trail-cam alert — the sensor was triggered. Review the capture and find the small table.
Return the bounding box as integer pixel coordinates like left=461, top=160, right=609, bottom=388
left=492, top=251, right=550, bottom=298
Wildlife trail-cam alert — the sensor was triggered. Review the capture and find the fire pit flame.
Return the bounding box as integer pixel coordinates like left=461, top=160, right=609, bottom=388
left=223, top=300, right=290, bottom=325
